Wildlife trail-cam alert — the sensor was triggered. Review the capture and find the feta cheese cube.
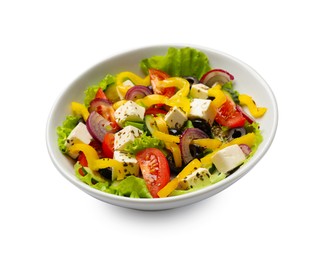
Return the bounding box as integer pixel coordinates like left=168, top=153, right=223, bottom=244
left=114, top=100, right=145, bottom=128
left=65, top=122, right=93, bottom=159
left=211, top=144, right=246, bottom=173
left=188, top=98, right=216, bottom=125
left=164, top=106, right=187, bottom=129
left=178, top=167, right=211, bottom=190
left=114, top=125, right=143, bottom=151
left=113, top=151, right=139, bottom=180
left=190, top=83, right=209, bottom=99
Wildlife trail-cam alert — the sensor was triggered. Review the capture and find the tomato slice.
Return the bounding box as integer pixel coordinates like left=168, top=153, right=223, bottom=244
left=136, top=148, right=170, bottom=198
left=215, top=99, right=246, bottom=128
left=95, top=88, right=108, bottom=99
left=149, top=68, right=176, bottom=98
left=102, top=133, right=115, bottom=159
left=95, top=105, right=120, bottom=132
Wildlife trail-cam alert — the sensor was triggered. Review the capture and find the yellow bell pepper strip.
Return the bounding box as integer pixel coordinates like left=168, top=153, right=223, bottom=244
left=153, top=130, right=180, bottom=143
left=157, top=159, right=202, bottom=198
left=115, top=72, right=150, bottom=100
left=158, top=77, right=191, bottom=114
left=200, top=133, right=256, bottom=166
left=135, top=94, right=167, bottom=108
left=116, top=72, right=150, bottom=86
left=165, top=96, right=191, bottom=114
left=146, top=115, right=179, bottom=143
left=191, top=138, right=222, bottom=150
left=158, top=77, right=190, bottom=97
left=71, top=102, right=90, bottom=121
left=165, top=142, right=182, bottom=168
left=238, top=94, right=267, bottom=118
left=154, top=116, right=169, bottom=134
left=208, top=84, right=227, bottom=108
left=68, top=143, right=99, bottom=170
left=112, top=100, right=127, bottom=110
left=91, top=158, right=127, bottom=180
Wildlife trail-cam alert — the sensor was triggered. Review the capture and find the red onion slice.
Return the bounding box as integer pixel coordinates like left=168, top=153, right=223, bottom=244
left=125, top=85, right=152, bottom=101
left=180, top=128, right=208, bottom=164
left=236, top=105, right=255, bottom=124
left=89, top=98, right=112, bottom=113
left=200, top=69, right=234, bottom=87
left=86, top=111, right=110, bottom=142
left=239, top=144, right=252, bottom=155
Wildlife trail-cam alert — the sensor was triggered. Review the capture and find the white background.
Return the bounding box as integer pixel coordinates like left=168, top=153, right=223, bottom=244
left=1, top=0, right=321, bottom=259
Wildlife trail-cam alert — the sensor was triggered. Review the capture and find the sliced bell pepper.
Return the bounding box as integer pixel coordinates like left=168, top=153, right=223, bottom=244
left=68, top=143, right=99, bottom=170
left=152, top=130, right=180, bottom=143
left=112, top=99, right=127, bottom=110
left=116, top=72, right=150, bottom=86
left=91, top=158, right=127, bottom=180
left=157, top=159, right=202, bottom=198
left=191, top=138, right=222, bottom=150
left=238, top=94, right=267, bottom=118
left=135, top=94, right=167, bottom=108
left=165, top=142, right=182, bottom=168
left=158, top=77, right=190, bottom=97
left=154, top=116, right=169, bottom=134
left=208, top=84, right=227, bottom=108
left=71, top=102, right=90, bottom=121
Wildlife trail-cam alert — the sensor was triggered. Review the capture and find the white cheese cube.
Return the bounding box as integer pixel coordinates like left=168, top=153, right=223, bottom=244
left=113, top=151, right=139, bottom=180
left=114, top=100, right=145, bottom=128
left=164, top=106, right=187, bottom=129
left=190, top=83, right=209, bottom=99
left=188, top=98, right=216, bottom=125
left=122, top=80, right=134, bottom=87
left=65, top=122, right=93, bottom=159
left=178, top=168, right=211, bottom=190
left=211, top=144, right=246, bottom=173
left=114, top=125, right=143, bottom=151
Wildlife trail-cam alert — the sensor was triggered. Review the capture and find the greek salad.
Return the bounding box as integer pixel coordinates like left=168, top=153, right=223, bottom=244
left=57, top=47, right=267, bottom=198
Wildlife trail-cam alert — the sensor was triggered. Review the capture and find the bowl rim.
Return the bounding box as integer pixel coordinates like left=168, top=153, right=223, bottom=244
left=46, top=43, right=278, bottom=208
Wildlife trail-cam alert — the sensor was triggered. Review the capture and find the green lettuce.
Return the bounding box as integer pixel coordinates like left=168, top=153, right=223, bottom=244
left=123, top=133, right=164, bottom=155
left=74, top=163, right=152, bottom=198
left=84, top=74, right=115, bottom=107
left=244, top=122, right=263, bottom=161
left=109, top=176, right=152, bottom=198
left=222, top=81, right=240, bottom=104
left=57, top=115, right=81, bottom=153
left=140, top=47, right=211, bottom=79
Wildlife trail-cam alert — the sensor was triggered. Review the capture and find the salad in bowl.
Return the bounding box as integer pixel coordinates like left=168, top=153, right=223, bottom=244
left=54, top=46, right=269, bottom=201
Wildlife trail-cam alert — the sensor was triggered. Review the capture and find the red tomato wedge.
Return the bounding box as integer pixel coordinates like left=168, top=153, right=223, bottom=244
left=78, top=152, right=88, bottom=176
left=215, top=98, right=246, bottom=128
left=149, top=68, right=176, bottom=98
left=95, top=88, right=108, bottom=99
left=102, top=133, right=115, bottom=159
left=136, top=148, right=170, bottom=198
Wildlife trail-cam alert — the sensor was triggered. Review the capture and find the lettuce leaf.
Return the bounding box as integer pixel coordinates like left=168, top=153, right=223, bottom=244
left=74, top=163, right=152, bottom=198
left=84, top=74, right=115, bottom=107
left=123, top=133, right=164, bottom=155
left=222, top=81, right=240, bottom=104
left=109, top=176, right=152, bottom=198
left=244, top=122, right=263, bottom=161
left=140, top=47, right=211, bottom=79
left=57, top=115, right=81, bottom=153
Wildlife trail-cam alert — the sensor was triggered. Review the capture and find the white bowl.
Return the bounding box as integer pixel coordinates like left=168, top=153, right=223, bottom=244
left=46, top=44, right=278, bottom=210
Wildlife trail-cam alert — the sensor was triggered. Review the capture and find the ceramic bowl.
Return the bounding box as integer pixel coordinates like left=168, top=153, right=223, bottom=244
left=46, top=44, right=278, bottom=210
